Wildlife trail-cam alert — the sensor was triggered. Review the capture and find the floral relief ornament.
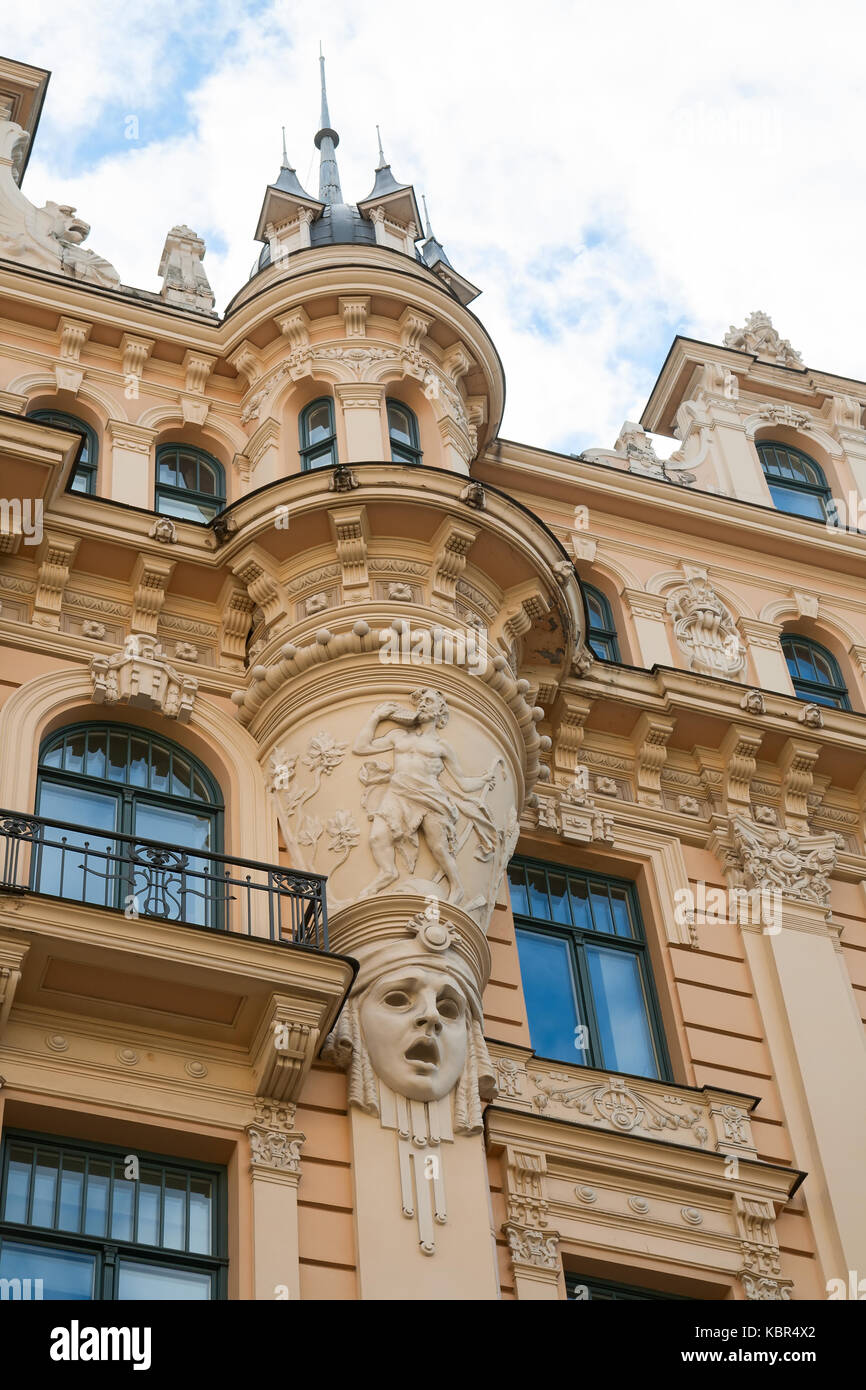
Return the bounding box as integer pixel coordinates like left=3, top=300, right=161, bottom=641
left=268, top=732, right=359, bottom=883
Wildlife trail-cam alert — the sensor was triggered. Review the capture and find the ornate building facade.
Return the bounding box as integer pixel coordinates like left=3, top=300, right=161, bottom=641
left=0, top=53, right=863, bottom=1302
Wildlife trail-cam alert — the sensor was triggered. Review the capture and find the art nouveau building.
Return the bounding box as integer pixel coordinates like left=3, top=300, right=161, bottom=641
left=0, top=52, right=863, bottom=1302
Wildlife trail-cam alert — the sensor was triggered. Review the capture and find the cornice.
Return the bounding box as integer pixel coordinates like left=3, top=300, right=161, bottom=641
left=476, top=446, right=866, bottom=580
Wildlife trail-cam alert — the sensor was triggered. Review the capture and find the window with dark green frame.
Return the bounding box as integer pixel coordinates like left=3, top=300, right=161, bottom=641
left=35, top=723, right=224, bottom=924
left=28, top=409, right=98, bottom=496
left=757, top=441, right=832, bottom=522
left=0, top=1132, right=226, bottom=1300
left=155, top=443, right=225, bottom=522
left=585, top=584, right=621, bottom=662
left=508, top=857, right=669, bottom=1080
left=299, top=397, right=338, bottom=470
left=781, top=635, right=851, bottom=709
left=566, top=1273, right=690, bottom=1301
left=387, top=399, right=422, bottom=465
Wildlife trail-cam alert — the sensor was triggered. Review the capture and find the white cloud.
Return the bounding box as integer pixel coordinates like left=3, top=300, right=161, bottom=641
left=10, top=0, right=866, bottom=451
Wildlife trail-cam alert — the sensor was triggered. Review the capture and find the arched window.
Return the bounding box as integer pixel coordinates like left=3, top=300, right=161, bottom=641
left=757, top=441, right=832, bottom=521
left=585, top=584, right=621, bottom=661
left=387, top=399, right=422, bottom=465
left=155, top=444, right=225, bottom=522
left=35, top=723, right=223, bottom=921
left=781, top=635, right=850, bottom=709
left=299, top=398, right=337, bottom=470
left=28, top=409, right=98, bottom=495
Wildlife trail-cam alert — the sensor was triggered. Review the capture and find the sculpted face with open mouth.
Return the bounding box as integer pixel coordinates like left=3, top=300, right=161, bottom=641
left=360, top=967, right=468, bottom=1102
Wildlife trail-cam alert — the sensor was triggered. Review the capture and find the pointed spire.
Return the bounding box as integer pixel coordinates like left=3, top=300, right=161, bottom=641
left=376, top=125, right=387, bottom=171
left=281, top=126, right=289, bottom=169
left=422, top=194, right=434, bottom=240
left=314, top=46, right=342, bottom=205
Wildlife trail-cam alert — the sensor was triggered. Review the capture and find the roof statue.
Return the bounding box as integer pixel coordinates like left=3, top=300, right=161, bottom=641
left=723, top=311, right=804, bottom=368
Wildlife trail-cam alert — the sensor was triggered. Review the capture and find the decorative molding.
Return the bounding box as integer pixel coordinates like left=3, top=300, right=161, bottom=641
left=724, top=813, right=840, bottom=908
left=339, top=295, right=370, bottom=339
left=246, top=1097, right=306, bottom=1175
left=130, top=555, right=174, bottom=635
left=33, top=534, right=79, bottom=629
left=633, top=713, right=676, bottom=808
left=90, top=634, right=198, bottom=722
left=666, top=573, right=746, bottom=678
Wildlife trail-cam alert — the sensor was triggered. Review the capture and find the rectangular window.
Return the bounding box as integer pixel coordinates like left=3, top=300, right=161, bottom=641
left=0, top=1133, right=226, bottom=1300
left=510, top=857, right=669, bottom=1080
left=566, top=1273, right=691, bottom=1300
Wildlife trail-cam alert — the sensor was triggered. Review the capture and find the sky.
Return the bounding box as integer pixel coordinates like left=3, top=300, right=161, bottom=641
left=7, top=0, right=866, bottom=455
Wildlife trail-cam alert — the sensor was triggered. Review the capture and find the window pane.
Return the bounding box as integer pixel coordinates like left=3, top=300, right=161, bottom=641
left=586, top=945, right=658, bottom=1078
left=0, top=1240, right=96, bottom=1300
left=117, top=1259, right=212, bottom=1300
left=107, top=731, right=128, bottom=782
left=158, top=490, right=220, bottom=523
left=527, top=868, right=550, bottom=919
left=609, top=886, right=634, bottom=938
left=150, top=741, right=171, bottom=794
left=58, top=1153, right=85, bottom=1232
left=137, top=1170, right=162, bottom=1246
left=568, top=877, right=592, bottom=930
left=391, top=444, right=419, bottom=464
left=188, top=1177, right=213, bottom=1255
left=304, top=443, right=336, bottom=470
left=768, top=483, right=826, bottom=520
left=177, top=452, right=198, bottom=490
left=588, top=882, right=615, bottom=934
left=34, top=781, right=118, bottom=907
left=171, top=754, right=192, bottom=798
left=132, top=804, right=215, bottom=925
left=70, top=468, right=91, bottom=494
left=63, top=731, right=85, bottom=774
left=163, top=1172, right=187, bottom=1250
left=32, top=1150, right=59, bottom=1227
left=388, top=404, right=413, bottom=444
left=110, top=1169, right=135, bottom=1242
left=197, top=462, right=218, bottom=496
left=507, top=863, right=528, bottom=917
left=84, top=729, right=107, bottom=780
left=129, top=735, right=149, bottom=787
left=158, top=455, right=178, bottom=485
left=41, top=742, right=63, bottom=769
left=4, top=1146, right=33, bottom=1222
left=516, top=929, right=587, bottom=1063
left=547, top=872, right=571, bottom=924
left=84, top=1160, right=111, bottom=1237
left=305, top=403, right=332, bottom=444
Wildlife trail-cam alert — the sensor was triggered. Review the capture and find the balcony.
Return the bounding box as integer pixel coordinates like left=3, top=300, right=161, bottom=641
left=0, top=807, right=327, bottom=950
left=0, top=809, right=354, bottom=1101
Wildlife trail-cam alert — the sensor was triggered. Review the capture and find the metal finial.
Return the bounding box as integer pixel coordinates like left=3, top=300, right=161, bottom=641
left=376, top=124, right=387, bottom=169
left=422, top=194, right=434, bottom=240
left=281, top=126, right=290, bottom=169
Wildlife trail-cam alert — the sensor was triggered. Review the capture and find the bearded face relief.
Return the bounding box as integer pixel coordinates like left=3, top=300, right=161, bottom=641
left=359, top=966, right=468, bottom=1103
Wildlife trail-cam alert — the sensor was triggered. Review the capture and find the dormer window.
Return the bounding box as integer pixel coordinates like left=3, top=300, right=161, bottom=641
left=155, top=444, right=225, bottom=522
left=299, top=398, right=338, bottom=470
left=757, top=441, right=831, bottom=521
left=387, top=400, right=421, bottom=465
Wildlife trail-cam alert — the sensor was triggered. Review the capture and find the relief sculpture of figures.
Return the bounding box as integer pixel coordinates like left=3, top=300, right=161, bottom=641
left=353, top=688, right=502, bottom=905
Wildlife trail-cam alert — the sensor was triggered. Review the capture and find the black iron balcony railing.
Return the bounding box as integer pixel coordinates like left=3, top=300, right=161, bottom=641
left=0, top=808, right=328, bottom=950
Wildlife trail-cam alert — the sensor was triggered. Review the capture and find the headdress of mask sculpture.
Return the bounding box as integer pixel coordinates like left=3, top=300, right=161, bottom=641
left=323, top=902, right=496, bottom=1134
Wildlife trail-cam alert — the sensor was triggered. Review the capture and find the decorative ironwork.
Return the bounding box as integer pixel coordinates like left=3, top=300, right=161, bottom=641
left=0, top=806, right=328, bottom=949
